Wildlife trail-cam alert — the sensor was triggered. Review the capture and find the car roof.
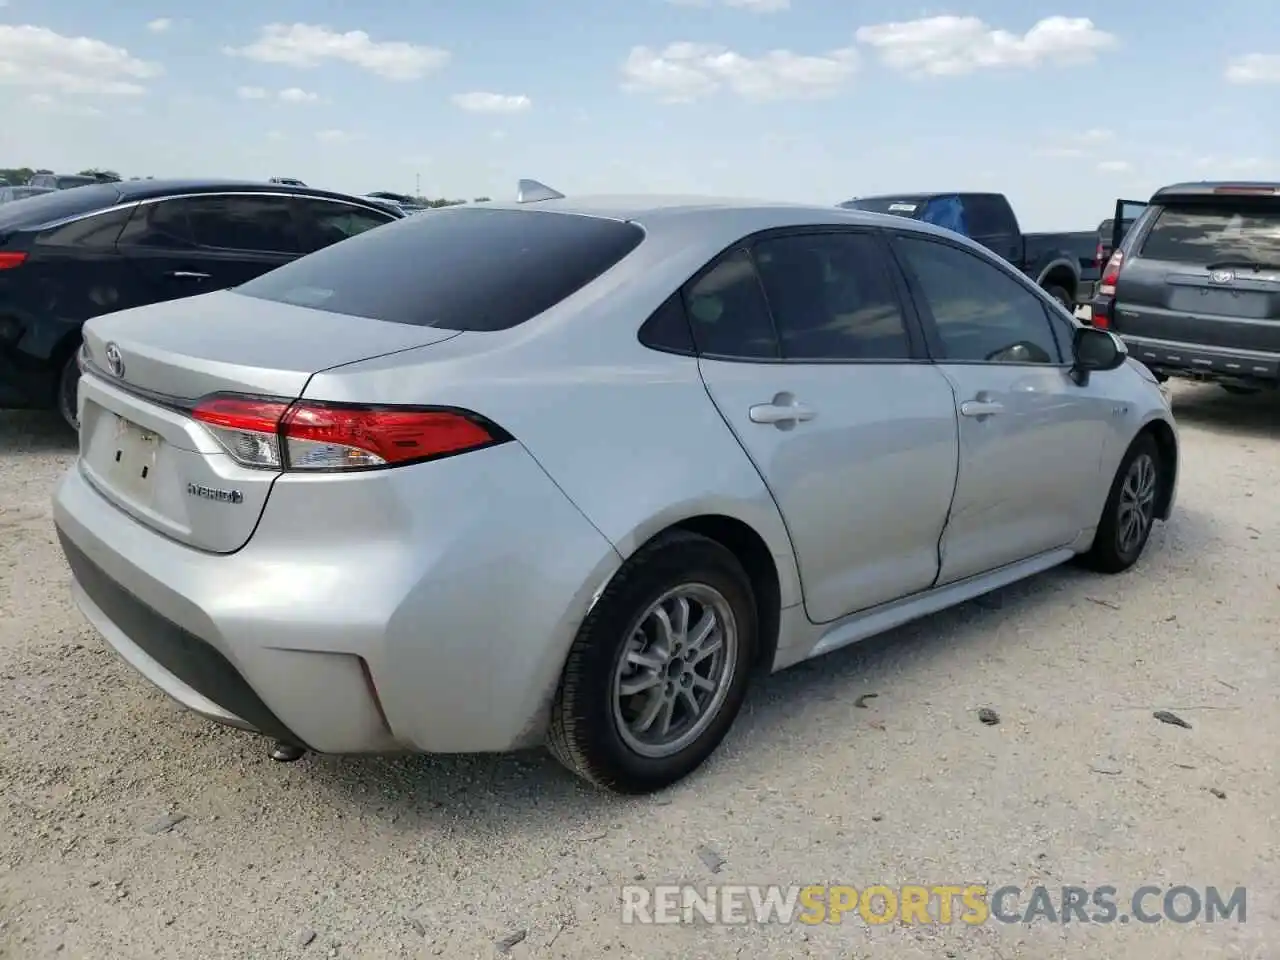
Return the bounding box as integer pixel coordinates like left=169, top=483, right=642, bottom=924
left=1151, top=181, right=1280, bottom=201
left=111, top=178, right=389, bottom=205
left=465, top=193, right=971, bottom=245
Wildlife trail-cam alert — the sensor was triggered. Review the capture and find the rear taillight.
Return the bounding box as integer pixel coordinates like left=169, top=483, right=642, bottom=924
left=1097, top=249, right=1124, bottom=298
left=0, top=252, right=27, bottom=270
left=191, top=395, right=508, bottom=472
left=1094, top=241, right=1104, bottom=268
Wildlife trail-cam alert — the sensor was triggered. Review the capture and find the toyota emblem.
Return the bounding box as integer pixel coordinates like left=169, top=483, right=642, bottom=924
left=1209, top=270, right=1234, bottom=285
left=104, top=342, right=124, bottom=378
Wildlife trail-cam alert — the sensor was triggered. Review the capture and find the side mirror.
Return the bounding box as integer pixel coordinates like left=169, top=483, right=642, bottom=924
left=1072, top=326, right=1126, bottom=383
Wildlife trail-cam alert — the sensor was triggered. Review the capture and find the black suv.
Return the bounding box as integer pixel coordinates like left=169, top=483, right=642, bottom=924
left=1092, top=182, right=1280, bottom=394
left=0, top=179, right=403, bottom=428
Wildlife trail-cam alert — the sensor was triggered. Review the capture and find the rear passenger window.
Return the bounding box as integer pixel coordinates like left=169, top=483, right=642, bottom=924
left=683, top=249, right=779, bottom=359
left=752, top=232, right=911, bottom=361
left=184, top=195, right=300, bottom=253
left=116, top=200, right=197, bottom=248
left=38, top=206, right=134, bottom=249
left=895, top=236, right=1060, bottom=364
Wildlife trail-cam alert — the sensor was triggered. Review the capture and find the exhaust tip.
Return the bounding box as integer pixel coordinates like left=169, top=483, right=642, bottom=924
left=269, top=741, right=307, bottom=763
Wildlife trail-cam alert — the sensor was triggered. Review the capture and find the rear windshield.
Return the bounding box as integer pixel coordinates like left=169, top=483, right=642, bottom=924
left=1139, top=202, right=1280, bottom=266
left=0, top=183, right=121, bottom=229
left=56, top=176, right=99, bottom=189
left=840, top=197, right=926, bottom=218
left=234, top=206, right=646, bottom=331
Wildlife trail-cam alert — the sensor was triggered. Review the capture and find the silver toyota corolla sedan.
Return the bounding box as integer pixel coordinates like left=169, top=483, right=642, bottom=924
left=52, top=181, right=1179, bottom=795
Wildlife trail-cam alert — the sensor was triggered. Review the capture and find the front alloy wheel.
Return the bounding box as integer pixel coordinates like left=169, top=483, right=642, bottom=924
left=1080, top=433, right=1161, bottom=574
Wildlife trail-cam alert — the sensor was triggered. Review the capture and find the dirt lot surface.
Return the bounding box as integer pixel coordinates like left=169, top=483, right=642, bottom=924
left=1, top=383, right=1277, bottom=960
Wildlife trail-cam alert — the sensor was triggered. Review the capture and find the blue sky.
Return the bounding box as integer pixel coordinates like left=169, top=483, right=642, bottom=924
left=1, top=0, right=1277, bottom=228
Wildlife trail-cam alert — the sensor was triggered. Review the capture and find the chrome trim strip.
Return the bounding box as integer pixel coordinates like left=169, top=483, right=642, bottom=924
left=34, top=191, right=400, bottom=231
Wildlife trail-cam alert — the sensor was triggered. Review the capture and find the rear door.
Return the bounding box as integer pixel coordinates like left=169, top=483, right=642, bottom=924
left=116, top=193, right=302, bottom=309
left=692, top=230, right=960, bottom=624
left=1111, top=197, right=1280, bottom=354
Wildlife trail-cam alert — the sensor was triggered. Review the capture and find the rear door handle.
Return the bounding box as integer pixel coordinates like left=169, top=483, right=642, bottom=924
left=749, top=393, right=816, bottom=427
left=167, top=270, right=210, bottom=280
left=960, top=399, right=1004, bottom=417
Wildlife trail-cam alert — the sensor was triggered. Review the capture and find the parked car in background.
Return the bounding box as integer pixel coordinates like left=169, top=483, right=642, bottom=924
left=840, top=192, right=1099, bottom=310
left=0, top=179, right=403, bottom=428
left=1091, top=181, right=1280, bottom=394
left=269, top=177, right=306, bottom=187
left=28, top=173, right=105, bottom=190
left=52, top=183, right=1178, bottom=795
left=0, top=186, right=55, bottom=204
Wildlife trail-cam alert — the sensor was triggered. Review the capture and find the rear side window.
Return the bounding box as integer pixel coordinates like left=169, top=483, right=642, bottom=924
left=1139, top=203, right=1280, bottom=266
left=184, top=195, right=300, bottom=253
left=683, top=248, right=779, bottom=359
left=752, top=232, right=911, bottom=360
left=0, top=183, right=121, bottom=229
left=234, top=207, right=646, bottom=331
left=961, top=195, right=1012, bottom=236
left=37, top=205, right=134, bottom=249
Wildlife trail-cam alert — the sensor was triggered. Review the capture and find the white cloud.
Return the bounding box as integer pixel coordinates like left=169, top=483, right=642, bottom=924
left=236, top=85, right=268, bottom=99
left=0, top=24, right=163, bottom=96
left=26, top=92, right=105, bottom=117
left=315, top=128, right=351, bottom=143
left=147, top=18, right=172, bottom=33
left=855, top=15, right=1116, bottom=76
left=1034, top=127, right=1113, bottom=158
left=1096, top=160, right=1131, bottom=173
left=1225, top=53, right=1280, bottom=84
left=667, top=0, right=790, bottom=11
left=451, top=91, right=531, bottom=113
left=224, top=23, right=450, bottom=81
left=278, top=86, right=318, bottom=103
left=622, top=41, right=858, bottom=102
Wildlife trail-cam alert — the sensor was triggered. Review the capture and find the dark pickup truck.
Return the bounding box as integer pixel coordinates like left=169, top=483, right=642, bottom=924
left=839, top=191, right=1099, bottom=309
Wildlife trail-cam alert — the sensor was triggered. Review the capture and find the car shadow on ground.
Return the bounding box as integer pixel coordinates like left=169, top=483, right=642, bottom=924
left=1168, top=383, right=1279, bottom=439
left=300, top=500, right=1217, bottom=826
left=0, top=411, right=77, bottom=456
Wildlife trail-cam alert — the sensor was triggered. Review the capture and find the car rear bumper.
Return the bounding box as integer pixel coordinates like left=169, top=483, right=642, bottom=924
left=1115, top=334, right=1280, bottom=385
left=52, top=441, right=622, bottom=755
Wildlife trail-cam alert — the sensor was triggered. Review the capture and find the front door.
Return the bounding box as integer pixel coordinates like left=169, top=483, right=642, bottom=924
left=689, top=232, right=960, bottom=624
left=889, top=232, right=1110, bottom=584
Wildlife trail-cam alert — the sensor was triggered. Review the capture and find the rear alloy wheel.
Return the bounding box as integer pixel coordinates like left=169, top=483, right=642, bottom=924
left=1080, top=434, right=1161, bottom=574
left=57, top=353, right=81, bottom=432
left=548, top=530, right=757, bottom=794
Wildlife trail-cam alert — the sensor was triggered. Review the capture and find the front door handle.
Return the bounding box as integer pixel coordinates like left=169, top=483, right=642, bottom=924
left=960, top=399, right=1005, bottom=417
left=749, top=392, right=816, bottom=427
left=167, top=270, right=211, bottom=280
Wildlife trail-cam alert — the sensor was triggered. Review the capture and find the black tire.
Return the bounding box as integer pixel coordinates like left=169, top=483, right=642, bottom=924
left=547, top=530, right=758, bottom=794
left=57, top=352, right=81, bottom=432
left=1044, top=284, right=1073, bottom=312
left=1220, top=384, right=1260, bottom=396
left=1079, top=433, right=1161, bottom=574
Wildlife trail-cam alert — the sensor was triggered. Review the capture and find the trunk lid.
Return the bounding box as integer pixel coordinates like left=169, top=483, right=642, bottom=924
left=1112, top=199, right=1280, bottom=353
left=77, top=290, right=461, bottom=554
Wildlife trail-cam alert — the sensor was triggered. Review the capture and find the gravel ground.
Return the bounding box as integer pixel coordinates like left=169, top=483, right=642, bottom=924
left=1, top=382, right=1277, bottom=960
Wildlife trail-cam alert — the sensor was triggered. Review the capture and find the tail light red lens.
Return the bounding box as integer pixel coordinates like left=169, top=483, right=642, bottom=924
left=191, top=396, right=507, bottom=472
left=0, top=252, right=28, bottom=270
left=1097, top=249, right=1124, bottom=297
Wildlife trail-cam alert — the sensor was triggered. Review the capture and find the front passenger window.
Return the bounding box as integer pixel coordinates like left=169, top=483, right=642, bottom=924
left=895, top=236, right=1060, bottom=364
